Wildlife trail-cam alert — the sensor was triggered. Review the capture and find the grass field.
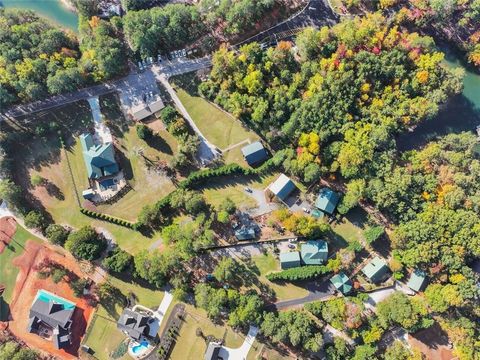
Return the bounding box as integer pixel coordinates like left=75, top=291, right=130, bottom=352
left=95, top=125, right=178, bottom=221
left=5, top=95, right=181, bottom=253
left=170, top=73, right=259, bottom=152
left=169, top=305, right=245, bottom=360
left=329, top=207, right=368, bottom=250
left=82, top=275, right=165, bottom=360
left=247, top=340, right=293, bottom=360
left=200, top=172, right=279, bottom=211
left=0, top=225, right=42, bottom=321
left=251, top=253, right=309, bottom=301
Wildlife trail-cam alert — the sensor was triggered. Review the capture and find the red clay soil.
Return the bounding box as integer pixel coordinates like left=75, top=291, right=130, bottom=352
left=408, top=324, right=457, bottom=360
left=8, top=240, right=95, bottom=360
left=0, top=216, right=17, bottom=254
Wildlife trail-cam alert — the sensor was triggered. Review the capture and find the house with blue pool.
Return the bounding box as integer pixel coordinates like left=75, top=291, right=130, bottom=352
left=27, top=289, right=76, bottom=350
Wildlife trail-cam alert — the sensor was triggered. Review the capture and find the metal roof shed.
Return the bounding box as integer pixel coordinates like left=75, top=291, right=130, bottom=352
left=279, top=251, right=301, bottom=269
left=315, top=187, right=341, bottom=215
left=241, top=141, right=268, bottom=166
left=330, top=272, right=353, bottom=295
left=406, top=269, right=427, bottom=292
left=301, top=240, right=328, bottom=265
left=268, top=174, right=296, bottom=201
left=361, top=256, right=389, bottom=283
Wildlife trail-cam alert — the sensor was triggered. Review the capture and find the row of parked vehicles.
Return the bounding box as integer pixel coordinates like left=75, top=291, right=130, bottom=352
left=137, top=49, right=190, bottom=71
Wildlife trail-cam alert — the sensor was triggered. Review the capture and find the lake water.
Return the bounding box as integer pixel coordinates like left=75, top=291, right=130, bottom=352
left=397, top=44, right=480, bottom=151
left=1, top=0, right=79, bottom=32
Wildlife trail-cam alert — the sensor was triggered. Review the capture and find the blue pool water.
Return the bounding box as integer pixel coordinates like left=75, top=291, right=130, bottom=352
left=131, top=341, right=149, bottom=354
left=36, top=289, right=76, bottom=310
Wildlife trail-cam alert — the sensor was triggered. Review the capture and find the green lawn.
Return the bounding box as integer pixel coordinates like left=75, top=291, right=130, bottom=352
left=329, top=207, right=368, bottom=250
left=6, top=95, right=180, bottom=254
left=200, top=172, right=279, bottom=211
left=247, top=340, right=292, bottom=360
left=251, top=253, right=309, bottom=301
left=96, top=125, right=177, bottom=221
left=33, top=140, right=161, bottom=253
left=0, top=225, right=42, bottom=321
left=171, top=73, right=259, bottom=151
left=82, top=275, right=164, bottom=360
left=170, top=305, right=245, bottom=360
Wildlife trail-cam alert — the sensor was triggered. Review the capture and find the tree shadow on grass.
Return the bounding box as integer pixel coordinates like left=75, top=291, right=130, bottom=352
left=145, top=135, right=173, bottom=155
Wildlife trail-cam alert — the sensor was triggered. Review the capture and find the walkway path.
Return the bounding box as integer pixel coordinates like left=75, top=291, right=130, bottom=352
left=218, top=325, right=258, bottom=360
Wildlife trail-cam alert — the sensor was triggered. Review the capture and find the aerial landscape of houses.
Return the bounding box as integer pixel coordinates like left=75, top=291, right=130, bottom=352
left=1, top=0, right=480, bottom=360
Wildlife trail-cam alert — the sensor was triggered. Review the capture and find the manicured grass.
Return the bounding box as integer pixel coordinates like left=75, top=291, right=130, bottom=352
left=96, top=125, right=177, bottom=221
left=169, top=304, right=245, bottom=360
left=83, top=275, right=165, bottom=359
left=251, top=253, right=309, bottom=301
left=0, top=225, right=42, bottom=320
left=8, top=95, right=179, bottom=254
left=171, top=73, right=259, bottom=150
left=329, top=207, right=368, bottom=249
left=247, top=340, right=292, bottom=360
left=36, top=140, right=160, bottom=253
left=200, top=172, right=279, bottom=211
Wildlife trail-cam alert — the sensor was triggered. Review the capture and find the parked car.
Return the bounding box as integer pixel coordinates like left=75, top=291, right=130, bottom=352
left=138, top=61, right=144, bottom=71
left=289, top=238, right=298, bottom=243
left=288, top=244, right=296, bottom=249
left=302, top=207, right=310, bottom=213
left=244, top=187, right=252, bottom=193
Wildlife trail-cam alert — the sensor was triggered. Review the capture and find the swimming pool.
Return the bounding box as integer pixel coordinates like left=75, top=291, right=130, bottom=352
left=36, top=289, right=76, bottom=310
left=131, top=340, right=149, bottom=355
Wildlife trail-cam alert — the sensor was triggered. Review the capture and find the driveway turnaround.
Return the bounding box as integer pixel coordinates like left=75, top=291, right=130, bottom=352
left=218, top=325, right=258, bottom=360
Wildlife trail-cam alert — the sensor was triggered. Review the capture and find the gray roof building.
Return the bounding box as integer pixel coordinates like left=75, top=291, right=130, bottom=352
left=117, top=308, right=157, bottom=341
left=361, top=256, right=389, bottom=283
left=27, top=290, right=75, bottom=350
left=267, top=174, right=296, bottom=202
left=241, top=141, right=268, bottom=166
left=279, top=251, right=301, bottom=269
left=204, top=342, right=222, bottom=360
left=406, top=269, right=427, bottom=292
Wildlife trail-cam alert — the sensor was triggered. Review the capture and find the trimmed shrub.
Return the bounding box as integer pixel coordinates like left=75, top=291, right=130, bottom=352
left=364, top=226, right=385, bottom=244
left=266, top=265, right=331, bottom=281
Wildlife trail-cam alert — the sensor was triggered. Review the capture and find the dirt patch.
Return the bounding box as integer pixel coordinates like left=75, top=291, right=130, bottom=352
left=0, top=217, right=17, bottom=254
left=408, top=323, right=456, bottom=360
left=145, top=118, right=166, bottom=133
left=8, top=240, right=95, bottom=359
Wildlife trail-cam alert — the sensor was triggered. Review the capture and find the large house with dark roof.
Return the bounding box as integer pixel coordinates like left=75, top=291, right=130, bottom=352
left=80, top=133, right=119, bottom=180
left=117, top=308, right=157, bottom=341
left=27, top=290, right=75, bottom=350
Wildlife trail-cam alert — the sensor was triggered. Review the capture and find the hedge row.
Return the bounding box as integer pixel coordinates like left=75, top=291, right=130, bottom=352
left=83, top=159, right=278, bottom=231
left=80, top=208, right=135, bottom=229
left=266, top=265, right=331, bottom=281
left=179, top=159, right=277, bottom=189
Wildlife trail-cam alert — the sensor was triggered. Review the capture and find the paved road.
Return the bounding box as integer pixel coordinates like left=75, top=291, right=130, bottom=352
left=269, top=279, right=335, bottom=310
left=234, top=0, right=339, bottom=48
left=1, top=57, right=212, bottom=120
left=156, top=71, right=218, bottom=162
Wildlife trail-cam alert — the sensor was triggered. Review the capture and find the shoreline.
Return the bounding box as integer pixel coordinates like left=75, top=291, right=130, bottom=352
left=60, top=0, right=77, bottom=13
